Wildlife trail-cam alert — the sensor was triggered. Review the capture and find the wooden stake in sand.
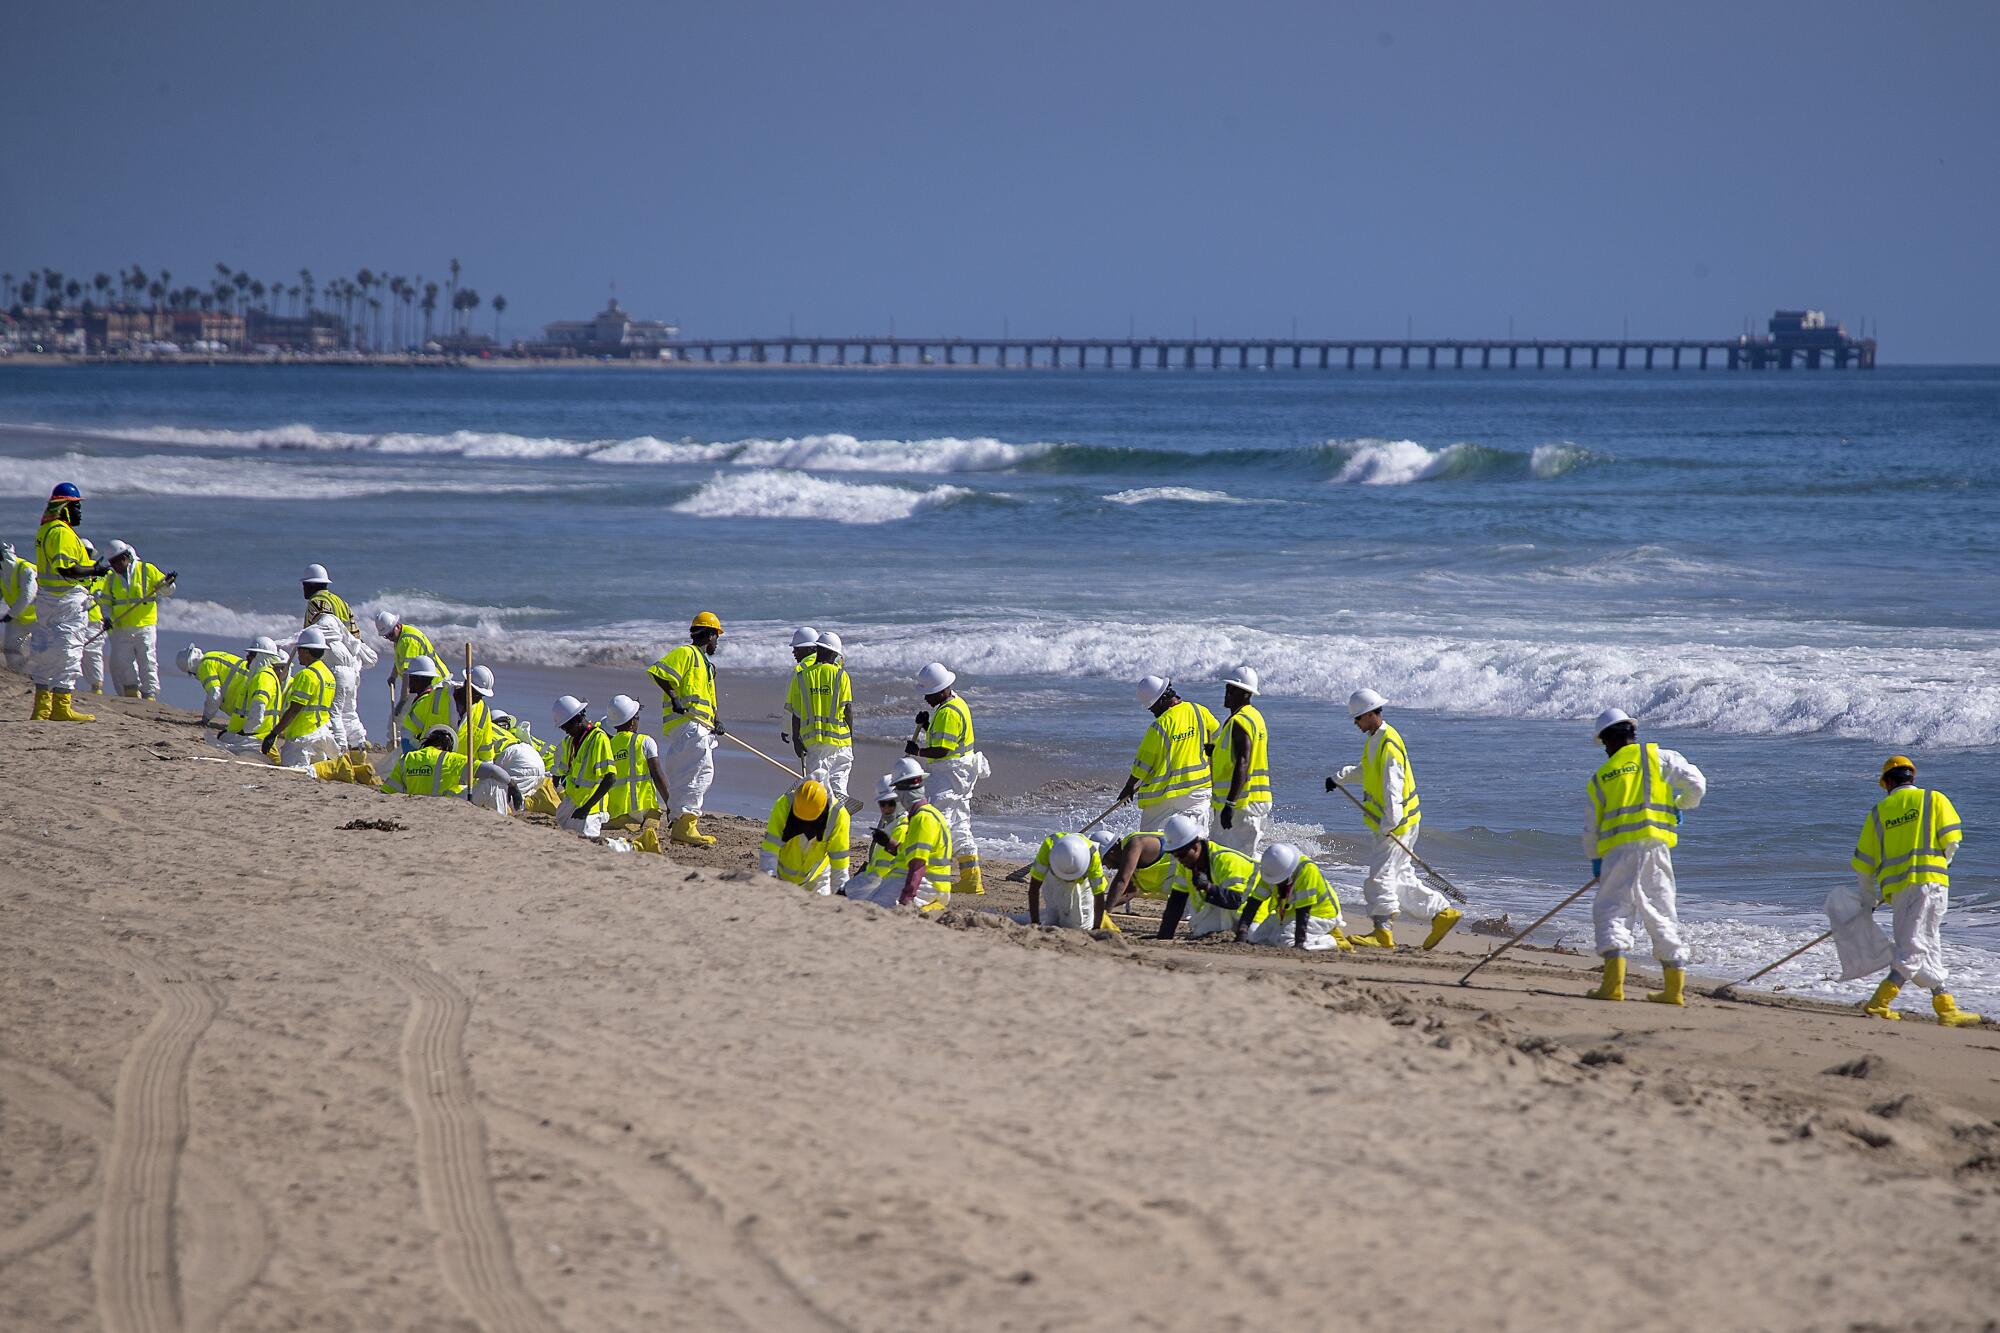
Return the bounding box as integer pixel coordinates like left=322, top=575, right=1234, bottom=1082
left=1457, top=876, right=1598, bottom=986
left=1003, top=797, right=1128, bottom=883
left=463, top=642, right=475, bottom=802
left=1327, top=779, right=1467, bottom=904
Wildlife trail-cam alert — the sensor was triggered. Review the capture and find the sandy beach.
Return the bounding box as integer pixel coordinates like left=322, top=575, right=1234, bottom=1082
left=3, top=677, right=1998, bottom=1332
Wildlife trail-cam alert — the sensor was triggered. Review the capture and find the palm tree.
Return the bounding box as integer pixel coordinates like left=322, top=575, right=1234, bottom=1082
left=148, top=281, right=165, bottom=336
left=447, top=258, right=461, bottom=334
left=421, top=282, right=438, bottom=343
left=94, top=272, right=112, bottom=308
left=491, top=293, right=507, bottom=340
left=299, top=268, right=314, bottom=314
left=1, top=272, right=12, bottom=313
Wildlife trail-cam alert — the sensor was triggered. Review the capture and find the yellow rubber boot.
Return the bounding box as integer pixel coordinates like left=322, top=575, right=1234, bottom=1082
left=30, top=688, right=52, bottom=720
left=1422, top=908, right=1464, bottom=951
left=1933, top=993, right=1982, bottom=1028
left=1349, top=923, right=1396, bottom=948
left=1332, top=928, right=1356, bottom=953
left=1862, top=977, right=1902, bottom=1020
left=958, top=860, right=985, bottom=896
left=121, top=686, right=142, bottom=698
left=48, top=691, right=94, bottom=722
left=312, top=757, right=347, bottom=782
left=671, top=813, right=716, bottom=847
left=1646, top=966, right=1688, bottom=1007
left=632, top=823, right=664, bottom=855
left=1586, top=955, right=1627, bottom=1001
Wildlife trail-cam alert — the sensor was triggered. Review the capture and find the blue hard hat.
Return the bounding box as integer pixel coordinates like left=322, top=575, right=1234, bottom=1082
left=49, top=482, right=81, bottom=501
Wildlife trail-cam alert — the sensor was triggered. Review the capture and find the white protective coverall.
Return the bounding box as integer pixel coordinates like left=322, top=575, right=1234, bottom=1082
left=1585, top=747, right=1706, bottom=965
left=28, top=586, right=92, bottom=694
left=927, top=750, right=989, bottom=874
left=662, top=722, right=716, bottom=816
left=1139, top=792, right=1211, bottom=837
left=1338, top=743, right=1448, bottom=924
left=1, top=552, right=34, bottom=670
left=1826, top=863, right=1957, bottom=992
left=469, top=742, right=549, bottom=813
left=80, top=602, right=106, bottom=695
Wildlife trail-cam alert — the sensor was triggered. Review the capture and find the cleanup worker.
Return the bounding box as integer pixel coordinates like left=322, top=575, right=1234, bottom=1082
left=213, top=636, right=284, bottom=753
left=1120, top=676, right=1218, bottom=835
left=909, top=661, right=989, bottom=895
left=842, top=774, right=904, bottom=904
left=382, top=725, right=472, bottom=796
left=1581, top=708, right=1707, bottom=1005
left=1157, top=812, right=1258, bottom=940
left=551, top=694, right=616, bottom=836
left=758, top=779, right=853, bottom=896
left=298, top=563, right=376, bottom=752
left=1028, top=832, right=1108, bottom=930
left=1332, top=689, right=1461, bottom=951
left=1211, top=666, right=1272, bottom=859
left=1100, top=828, right=1182, bottom=924
left=375, top=609, right=438, bottom=738
left=452, top=664, right=501, bottom=761
left=178, top=643, right=241, bottom=726
left=868, top=756, right=954, bottom=910
left=471, top=711, right=552, bottom=813
left=79, top=540, right=108, bottom=696
left=28, top=482, right=107, bottom=722
left=263, top=626, right=340, bottom=768
left=787, top=629, right=854, bottom=802
left=1, top=541, right=35, bottom=671
left=100, top=540, right=175, bottom=699
left=790, top=626, right=820, bottom=672
left=603, top=694, right=669, bottom=831
left=648, top=612, right=725, bottom=847
left=1241, top=843, right=1353, bottom=951
left=397, top=656, right=453, bottom=749
left=1828, top=756, right=1979, bottom=1026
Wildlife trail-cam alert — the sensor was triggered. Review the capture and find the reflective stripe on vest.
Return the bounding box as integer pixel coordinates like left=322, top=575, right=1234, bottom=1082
left=892, top=804, right=956, bottom=897
left=924, top=695, right=975, bottom=759
left=1361, top=721, right=1420, bottom=837
left=1280, top=861, right=1342, bottom=920
left=394, top=626, right=437, bottom=674
left=560, top=727, right=615, bottom=803
left=653, top=644, right=717, bottom=730
left=760, top=794, right=848, bottom=885
left=1133, top=700, right=1217, bottom=807
left=36, top=519, right=90, bottom=590
left=607, top=732, right=661, bottom=820
left=103, top=562, right=165, bottom=628
left=1591, top=743, right=1678, bottom=856
left=791, top=661, right=852, bottom=746
left=281, top=660, right=337, bottom=738
left=1852, top=786, right=1958, bottom=897
left=1116, top=833, right=1179, bottom=898
left=1211, top=703, right=1272, bottom=807
left=225, top=663, right=281, bottom=737
left=1198, top=843, right=1261, bottom=919
left=402, top=687, right=454, bottom=744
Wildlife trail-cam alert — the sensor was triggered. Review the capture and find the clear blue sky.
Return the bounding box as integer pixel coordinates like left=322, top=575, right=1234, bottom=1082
left=4, top=1, right=1996, bottom=360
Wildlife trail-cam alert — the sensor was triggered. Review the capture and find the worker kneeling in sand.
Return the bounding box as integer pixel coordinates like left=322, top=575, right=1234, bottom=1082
left=210, top=637, right=283, bottom=754
left=1582, top=708, right=1706, bottom=1005
left=1122, top=675, right=1217, bottom=835
left=603, top=694, right=668, bottom=851
left=375, top=609, right=438, bottom=745
left=850, top=758, right=954, bottom=910
left=1099, top=828, right=1181, bottom=925
left=263, top=627, right=341, bottom=769
left=1154, top=813, right=1259, bottom=940
left=1211, top=666, right=1273, bottom=859
left=1334, top=689, right=1460, bottom=951
left=1828, top=756, right=1980, bottom=1026
left=382, top=725, right=471, bottom=796
left=759, top=779, right=852, bottom=896
left=841, top=774, right=905, bottom=903
left=398, top=657, right=454, bottom=751
left=1239, top=843, right=1353, bottom=951
left=1029, top=832, right=1108, bottom=930
left=550, top=694, right=617, bottom=836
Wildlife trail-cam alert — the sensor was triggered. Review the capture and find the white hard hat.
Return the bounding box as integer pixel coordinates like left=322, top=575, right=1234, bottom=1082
left=107, top=539, right=134, bottom=561
left=890, top=755, right=928, bottom=787
left=874, top=773, right=898, bottom=803
left=816, top=629, right=843, bottom=655
left=552, top=694, right=587, bottom=728
left=1348, top=688, right=1387, bottom=718
left=1225, top=665, right=1260, bottom=695
left=464, top=664, right=494, bottom=696
left=1259, top=842, right=1303, bottom=886
left=916, top=661, right=956, bottom=694
left=607, top=693, right=641, bottom=726
left=301, top=563, right=330, bottom=584
left=405, top=653, right=439, bottom=679
left=246, top=635, right=281, bottom=660
left=295, top=626, right=328, bottom=652
left=1049, top=834, right=1092, bottom=882
left=1159, top=813, right=1203, bottom=853
left=374, top=609, right=399, bottom=634
left=492, top=710, right=514, bottom=727
left=1594, top=707, right=1634, bottom=737
left=1089, top=828, right=1117, bottom=852
left=176, top=644, right=203, bottom=673
left=791, top=626, right=820, bottom=650
left=1136, top=674, right=1171, bottom=708
left=422, top=724, right=457, bottom=749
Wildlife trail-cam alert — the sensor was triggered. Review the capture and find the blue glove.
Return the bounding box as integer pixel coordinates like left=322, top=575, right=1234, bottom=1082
left=1591, top=858, right=1602, bottom=877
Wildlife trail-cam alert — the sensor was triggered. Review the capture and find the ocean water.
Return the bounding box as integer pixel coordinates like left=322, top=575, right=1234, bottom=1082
left=2, top=363, right=1996, bottom=1009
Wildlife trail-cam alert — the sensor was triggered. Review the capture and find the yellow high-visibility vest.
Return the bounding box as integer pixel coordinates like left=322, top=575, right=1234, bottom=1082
left=863, top=813, right=906, bottom=877
left=224, top=662, right=281, bottom=738
left=1112, top=832, right=1180, bottom=898
left=1589, top=743, right=1678, bottom=856
left=196, top=650, right=244, bottom=697
left=1196, top=842, right=1262, bottom=921
left=891, top=804, right=955, bottom=903
left=759, top=792, right=852, bottom=887
left=279, top=659, right=337, bottom=739
left=1211, top=703, right=1272, bottom=808
left=36, top=519, right=90, bottom=591
left=650, top=643, right=716, bottom=733
left=384, top=746, right=470, bottom=796
left=1361, top=721, right=1421, bottom=838
left=1852, top=785, right=1961, bottom=898
left=558, top=726, right=616, bottom=806
left=786, top=660, right=853, bottom=746
left=923, top=695, right=975, bottom=758
left=401, top=686, right=454, bottom=746
left=392, top=625, right=437, bottom=677
left=604, top=731, right=662, bottom=821
left=103, top=561, right=168, bottom=628
left=1131, top=700, right=1218, bottom=808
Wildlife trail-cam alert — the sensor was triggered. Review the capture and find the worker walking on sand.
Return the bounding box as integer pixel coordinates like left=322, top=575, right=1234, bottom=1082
left=603, top=694, right=669, bottom=831
left=759, top=779, right=853, bottom=896
left=908, top=661, right=988, bottom=895
left=1828, top=756, right=1980, bottom=1026
left=1240, top=843, right=1353, bottom=951
left=263, top=627, right=340, bottom=768
left=1120, top=676, right=1218, bottom=835
left=1211, top=666, right=1273, bottom=859
left=1028, top=832, right=1108, bottom=930
left=550, top=694, right=617, bottom=837
left=100, top=540, right=174, bottom=699
left=649, top=612, right=726, bottom=847
left=1581, top=708, right=1707, bottom=1005
left=1334, top=689, right=1461, bottom=951
left=841, top=774, right=905, bottom=904
left=375, top=609, right=438, bottom=742
left=788, top=630, right=854, bottom=802
left=1156, top=812, right=1259, bottom=940
left=1, top=540, right=36, bottom=671
left=212, top=637, right=283, bottom=753
left=382, top=725, right=472, bottom=797
left=28, top=483, right=108, bottom=722
left=295, top=564, right=377, bottom=753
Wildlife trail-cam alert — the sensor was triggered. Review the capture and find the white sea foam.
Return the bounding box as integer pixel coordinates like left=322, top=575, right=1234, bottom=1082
left=0, top=452, right=553, bottom=500
left=669, top=471, right=975, bottom=524
left=1101, top=486, right=1266, bottom=506
left=722, top=433, right=1047, bottom=473
left=1330, top=439, right=1465, bottom=485
left=1529, top=442, right=1595, bottom=479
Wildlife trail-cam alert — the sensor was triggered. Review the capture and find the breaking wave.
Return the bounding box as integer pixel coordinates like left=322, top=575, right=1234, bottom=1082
left=0, top=451, right=558, bottom=500
left=668, top=471, right=977, bottom=524
left=1100, top=486, right=1270, bottom=506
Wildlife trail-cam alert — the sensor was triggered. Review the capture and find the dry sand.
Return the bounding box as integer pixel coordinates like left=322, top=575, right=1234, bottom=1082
left=4, top=678, right=1998, bottom=1332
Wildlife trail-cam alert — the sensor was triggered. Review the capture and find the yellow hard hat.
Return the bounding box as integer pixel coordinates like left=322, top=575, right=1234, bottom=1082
left=792, top=780, right=829, bottom=821
left=1880, top=754, right=1916, bottom=785
left=690, top=611, right=723, bottom=633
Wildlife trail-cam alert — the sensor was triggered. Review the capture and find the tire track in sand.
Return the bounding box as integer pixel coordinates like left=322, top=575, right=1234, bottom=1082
left=383, top=956, right=561, bottom=1333
left=93, top=952, right=222, bottom=1333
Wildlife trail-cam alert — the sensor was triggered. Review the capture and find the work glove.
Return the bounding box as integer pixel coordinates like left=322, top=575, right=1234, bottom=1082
left=0, top=614, right=9, bottom=624
left=1591, top=858, right=1602, bottom=877
left=711, top=720, right=727, bottom=737
left=903, top=740, right=920, bottom=756
left=1218, top=804, right=1234, bottom=829
left=1324, top=776, right=1337, bottom=792
left=871, top=826, right=895, bottom=851
left=914, top=710, right=930, bottom=729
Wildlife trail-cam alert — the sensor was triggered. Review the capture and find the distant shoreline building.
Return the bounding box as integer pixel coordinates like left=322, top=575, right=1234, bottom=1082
left=526, top=297, right=679, bottom=359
